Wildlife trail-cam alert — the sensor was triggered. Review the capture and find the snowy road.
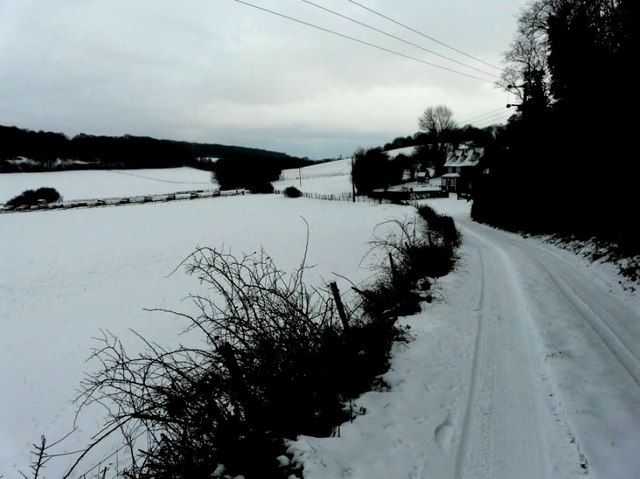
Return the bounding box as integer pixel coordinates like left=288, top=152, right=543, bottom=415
left=454, top=219, right=640, bottom=478
left=292, top=203, right=640, bottom=478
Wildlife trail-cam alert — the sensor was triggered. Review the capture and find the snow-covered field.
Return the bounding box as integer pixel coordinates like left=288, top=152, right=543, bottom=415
left=278, top=158, right=352, bottom=181
left=273, top=158, right=353, bottom=195
left=385, top=145, right=417, bottom=158
left=273, top=156, right=442, bottom=195
left=0, top=167, right=215, bottom=203
left=0, top=175, right=413, bottom=477
left=2, top=167, right=639, bottom=479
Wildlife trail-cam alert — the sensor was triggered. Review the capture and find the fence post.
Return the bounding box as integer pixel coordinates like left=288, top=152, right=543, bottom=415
left=329, top=282, right=349, bottom=332
left=388, top=252, right=399, bottom=285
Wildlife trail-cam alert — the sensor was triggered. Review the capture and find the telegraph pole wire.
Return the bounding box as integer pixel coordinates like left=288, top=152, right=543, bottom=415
left=234, top=0, right=496, bottom=83
left=302, top=0, right=499, bottom=79
left=346, top=0, right=504, bottom=72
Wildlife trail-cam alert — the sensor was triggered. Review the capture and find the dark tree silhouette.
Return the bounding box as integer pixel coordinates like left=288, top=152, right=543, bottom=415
left=474, top=0, right=639, bottom=257
left=0, top=126, right=311, bottom=190
left=416, top=105, right=458, bottom=175
left=351, top=147, right=402, bottom=195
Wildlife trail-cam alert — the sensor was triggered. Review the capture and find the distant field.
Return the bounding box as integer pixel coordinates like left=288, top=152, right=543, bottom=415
left=0, top=167, right=215, bottom=203
left=273, top=158, right=352, bottom=195
left=278, top=158, right=351, bottom=180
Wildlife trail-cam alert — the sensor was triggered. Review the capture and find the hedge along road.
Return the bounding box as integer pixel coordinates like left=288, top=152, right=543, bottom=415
left=291, top=202, right=640, bottom=479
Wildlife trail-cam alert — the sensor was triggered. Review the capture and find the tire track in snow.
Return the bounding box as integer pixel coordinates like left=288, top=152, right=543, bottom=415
left=455, top=218, right=640, bottom=478
left=454, top=249, right=496, bottom=479
left=453, top=225, right=573, bottom=478
left=464, top=220, right=640, bottom=371
left=534, top=260, right=640, bottom=387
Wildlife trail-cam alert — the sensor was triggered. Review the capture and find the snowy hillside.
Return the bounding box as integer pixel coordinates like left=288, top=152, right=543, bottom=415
left=0, top=167, right=215, bottom=203
left=273, top=158, right=352, bottom=195
left=385, top=145, right=417, bottom=158
left=1, top=167, right=638, bottom=479
left=278, top=158, right=352, bottom=180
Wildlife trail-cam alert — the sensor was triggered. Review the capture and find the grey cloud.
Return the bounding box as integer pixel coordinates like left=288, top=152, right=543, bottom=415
left=0, top=0, right=528, bottom=158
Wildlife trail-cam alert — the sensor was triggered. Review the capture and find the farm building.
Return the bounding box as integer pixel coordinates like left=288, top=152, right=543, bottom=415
left=441, top=144, right=484, bottom=193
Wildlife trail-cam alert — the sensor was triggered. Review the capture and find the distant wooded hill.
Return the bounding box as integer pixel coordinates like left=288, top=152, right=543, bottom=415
left=0, top=124, right=312, bottom=190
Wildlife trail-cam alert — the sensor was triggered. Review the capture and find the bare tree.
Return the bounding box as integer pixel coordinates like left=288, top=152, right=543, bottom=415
left=497, top=0, right=550, bottom=108
left=418, top=105, right=456, bottom=135
left=417, top=105, right=457, bottom=175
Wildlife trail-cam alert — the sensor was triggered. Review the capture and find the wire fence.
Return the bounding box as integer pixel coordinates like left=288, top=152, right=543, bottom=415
left=0, top=188, right=248, bottom=214
left=272, top=189, right=398, bottom=204
left=3, top=186, right=450, bottom=215
left=273, top=189, right=449, bottom=204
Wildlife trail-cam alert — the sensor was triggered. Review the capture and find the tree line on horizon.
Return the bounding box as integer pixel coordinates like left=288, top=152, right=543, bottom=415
left=0, top=125, right=312, bottom=192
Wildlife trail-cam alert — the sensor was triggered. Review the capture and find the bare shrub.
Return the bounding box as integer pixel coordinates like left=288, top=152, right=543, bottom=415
left=283, top=186, right=302, bottom=198
left=7, top=187, right=62, bottom=207
left=41, top=238, right=408, bottom=478
left=354, top=211, right=460, bottom=320
left=24, top=210, right=460, bottom=479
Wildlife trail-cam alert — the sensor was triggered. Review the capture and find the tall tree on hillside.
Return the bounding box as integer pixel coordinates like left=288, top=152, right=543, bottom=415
left=498, top=1, right=550, bottom=122
left=351, top=147, right=402, bottom=194
left=500, top=0, right=634, bottom=122
left=418, top=105, right=456, bottom=135
left=417, top=105, right=457, bottom=175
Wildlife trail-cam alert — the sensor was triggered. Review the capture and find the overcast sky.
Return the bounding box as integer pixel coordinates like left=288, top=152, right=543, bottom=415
left=0, top=1, right=528, bottom=159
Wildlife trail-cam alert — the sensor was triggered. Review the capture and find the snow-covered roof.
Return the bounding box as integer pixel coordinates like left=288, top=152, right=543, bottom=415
left=441, top=173, right=461, bottom=178
left=444, top=145, right=484, bottom=168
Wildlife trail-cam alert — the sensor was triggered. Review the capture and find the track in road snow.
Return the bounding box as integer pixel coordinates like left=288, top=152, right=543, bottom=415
left=533, top=257, right=640, bottom=387
left=455, top=224, right=582, bottom=479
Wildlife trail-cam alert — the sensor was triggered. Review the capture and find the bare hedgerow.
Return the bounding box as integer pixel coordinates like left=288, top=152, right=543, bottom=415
left=45, top=232, right=409, bottom=479
left=66, top=246, right=344, bottom=478
left=353, top=211, right=459, bottom=320
left=25, top=210, right=461, bottom=479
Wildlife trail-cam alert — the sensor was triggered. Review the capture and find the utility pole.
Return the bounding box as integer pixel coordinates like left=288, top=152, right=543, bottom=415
left=351, top=156, right=356, bottom=202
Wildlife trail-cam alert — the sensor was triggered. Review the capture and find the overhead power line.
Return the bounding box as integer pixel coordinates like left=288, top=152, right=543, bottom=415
left=474, top=119, right=510, bottom=129
left=474, top=110, right=511, bottom=123
left=347, top=0, right=504, bottom=72
left=459, top=106, right=509, bottom=124
left=234, top=0, right=495, bottom=83
left=471, top=109, right=512, bottom=123
left=302, top=0, right=499, bottom=80
left=473, top=111, right=512, bottom=128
